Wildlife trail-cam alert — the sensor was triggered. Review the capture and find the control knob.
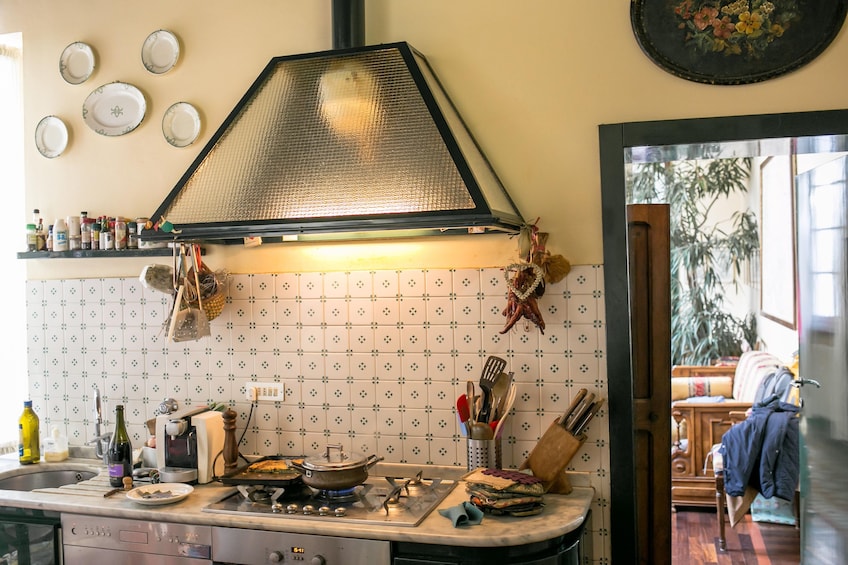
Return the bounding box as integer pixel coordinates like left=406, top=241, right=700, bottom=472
left=268, top=550, right=284, bottom=563
left=311, top=556, right=326, bottom=565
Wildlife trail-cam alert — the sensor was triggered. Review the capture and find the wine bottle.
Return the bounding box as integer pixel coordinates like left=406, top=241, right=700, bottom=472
left=107, top=404, right=133, bottom=487
left=18, top=400, right=40, bottom=464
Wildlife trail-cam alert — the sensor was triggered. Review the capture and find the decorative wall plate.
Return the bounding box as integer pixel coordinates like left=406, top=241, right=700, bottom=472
left=34, top=115, right=69, bottom=158
left=59, top=41, right=95, bottom=85
left=82, top=82, right=146, bottom=136
left=631, top=0, right=848, bottom=85
left=162, top=102, right=201, bottom=147
left=141, top=29, right=180, bottom=74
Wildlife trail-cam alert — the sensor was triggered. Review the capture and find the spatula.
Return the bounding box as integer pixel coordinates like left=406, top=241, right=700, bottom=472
left=477, top=356, right=506, bottom=423
left=489, top=371, right=513, bottom=422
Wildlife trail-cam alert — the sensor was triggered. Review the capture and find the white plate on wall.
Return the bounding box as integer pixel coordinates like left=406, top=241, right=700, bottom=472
left=125, top=483, right=193, bottom=506
left=162, top=102, right=201, bottom=147
left=141, top=29, right=180, bottom=74
left=82, top=82, right=146, bottom=136
left=34, top=115, right=69, bottom=158
left=59, top=41, right=95, bottom=85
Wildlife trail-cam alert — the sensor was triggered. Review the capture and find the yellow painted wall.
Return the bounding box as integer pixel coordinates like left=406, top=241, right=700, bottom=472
left=2, top=0, right=847, bottom=278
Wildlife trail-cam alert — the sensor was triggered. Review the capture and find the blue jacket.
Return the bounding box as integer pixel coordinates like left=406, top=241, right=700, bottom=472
left=719, top=398, right=799, bottom=500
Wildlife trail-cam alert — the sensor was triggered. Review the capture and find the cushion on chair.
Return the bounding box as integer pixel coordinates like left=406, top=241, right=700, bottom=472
left=732, top=351, right=784, bottom=402
left=671, top=376, right=733, bottom=401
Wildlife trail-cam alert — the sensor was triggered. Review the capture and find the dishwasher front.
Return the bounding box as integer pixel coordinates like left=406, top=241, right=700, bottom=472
left=61, top=513, right=212, bottom=564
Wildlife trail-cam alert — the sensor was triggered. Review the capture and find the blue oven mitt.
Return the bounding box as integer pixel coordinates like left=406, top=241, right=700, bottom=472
left=438, top=501, right=484, bottom=527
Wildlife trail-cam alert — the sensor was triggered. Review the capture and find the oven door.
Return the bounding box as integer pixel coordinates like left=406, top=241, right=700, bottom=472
left=0, top=506, right=61, bottom=565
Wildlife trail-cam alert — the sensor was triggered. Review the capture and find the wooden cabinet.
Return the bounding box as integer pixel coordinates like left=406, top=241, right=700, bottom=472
left=670, top=400, right=751, bottom=508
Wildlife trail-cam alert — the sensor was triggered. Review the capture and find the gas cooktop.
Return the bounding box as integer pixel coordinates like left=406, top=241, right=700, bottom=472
left=203, top=470, right=457, bottom=527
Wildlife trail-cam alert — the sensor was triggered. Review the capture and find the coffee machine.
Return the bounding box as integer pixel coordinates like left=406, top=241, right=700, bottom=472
left=155, top=406, right=224, bottom=484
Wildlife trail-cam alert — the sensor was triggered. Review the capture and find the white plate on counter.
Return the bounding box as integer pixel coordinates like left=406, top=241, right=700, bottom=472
left=34, top=115, right=69, bottom=158
left=141, top=29, right=180, bottom=74
left=59, top=41, right=95, bottom=85
left=126, top=483, right=193, bottom=506
left=162, top=101, right=201, bottom=147
left=82, top=81, right=146, bottom=136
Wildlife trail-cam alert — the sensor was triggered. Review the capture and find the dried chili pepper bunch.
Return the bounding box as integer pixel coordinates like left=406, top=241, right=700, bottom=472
left=500, top=219, right=571, bottom=335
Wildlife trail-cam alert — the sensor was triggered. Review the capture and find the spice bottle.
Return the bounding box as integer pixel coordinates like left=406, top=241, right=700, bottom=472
left=115, top=218, right=127, bottom=250
left=18, top=400, right=40, bottom=465
left=80, top=212, right=91, bottom=250
left=127, top=221, right=138, bottom=249
left=91, top=220, right=100, bottom=250
left=67, top=214, right=81, bottom=250
left=26, top=224, right=37, bottom=251
left=46, top=225, right=53, bottom=251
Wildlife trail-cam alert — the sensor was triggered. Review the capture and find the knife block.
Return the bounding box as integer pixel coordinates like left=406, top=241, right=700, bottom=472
left=519, top=419, right=585, bottom=494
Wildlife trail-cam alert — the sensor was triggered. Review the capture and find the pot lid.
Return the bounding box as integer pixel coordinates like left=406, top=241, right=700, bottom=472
left=300, top=445, right=369, bottom=471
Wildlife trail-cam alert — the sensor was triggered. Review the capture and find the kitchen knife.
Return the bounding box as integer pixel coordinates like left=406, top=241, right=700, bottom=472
left=565, top=392, right=595, bottom=434
left=571, top=398, right=604, bottom=437
left=559, top=388, right=587, bottom=429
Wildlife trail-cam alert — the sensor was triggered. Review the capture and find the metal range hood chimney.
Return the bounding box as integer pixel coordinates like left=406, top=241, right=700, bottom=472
left=144, top=0, right=524, bottom=244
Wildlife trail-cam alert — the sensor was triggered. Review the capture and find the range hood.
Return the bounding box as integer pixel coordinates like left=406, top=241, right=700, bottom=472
left=145, top=3, right=523, bottom=244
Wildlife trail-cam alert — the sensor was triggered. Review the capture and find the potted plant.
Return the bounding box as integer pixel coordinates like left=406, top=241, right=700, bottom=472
left=626, top=154, right=760, bottom=365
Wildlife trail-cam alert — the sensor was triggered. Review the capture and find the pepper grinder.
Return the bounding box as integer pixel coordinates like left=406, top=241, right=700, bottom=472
left=222, top=408, right=239, bottom=475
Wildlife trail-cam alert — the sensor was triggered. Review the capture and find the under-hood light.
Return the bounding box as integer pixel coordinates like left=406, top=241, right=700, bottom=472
left=143, top=42, right=523, bottom=244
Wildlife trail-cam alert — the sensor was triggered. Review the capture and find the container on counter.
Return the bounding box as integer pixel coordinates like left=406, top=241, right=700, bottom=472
left=43, top=426, right=69, bottom=462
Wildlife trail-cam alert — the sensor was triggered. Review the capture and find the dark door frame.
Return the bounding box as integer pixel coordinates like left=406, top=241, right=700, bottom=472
left=599, top=108, right=848, bottom=563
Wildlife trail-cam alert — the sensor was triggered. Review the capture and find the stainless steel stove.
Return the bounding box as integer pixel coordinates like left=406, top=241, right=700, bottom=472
left=203, top=470, right=457, bottom=527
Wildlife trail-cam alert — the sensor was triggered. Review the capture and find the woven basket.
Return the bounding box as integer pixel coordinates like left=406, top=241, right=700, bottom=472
left=184, top=267, right=227, bottom=322
left=200, top=290, right=226, bottom=321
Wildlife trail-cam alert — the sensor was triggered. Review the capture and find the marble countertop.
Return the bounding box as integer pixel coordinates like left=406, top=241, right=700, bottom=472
left=0, top=457, right=593, bottom=548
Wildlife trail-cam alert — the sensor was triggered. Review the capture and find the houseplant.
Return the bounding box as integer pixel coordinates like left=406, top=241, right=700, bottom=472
left=626, top=154, right=760, bottom=365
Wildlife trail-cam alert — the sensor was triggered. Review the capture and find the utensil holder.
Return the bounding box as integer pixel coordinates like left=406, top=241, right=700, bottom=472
left=466, top=437, right=502, bottom=470
left=519, top=419, right=585, bottom=494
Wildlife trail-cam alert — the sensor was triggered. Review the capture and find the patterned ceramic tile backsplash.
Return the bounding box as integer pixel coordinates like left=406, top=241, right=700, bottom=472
left=26, top=265, right=609, bottom=555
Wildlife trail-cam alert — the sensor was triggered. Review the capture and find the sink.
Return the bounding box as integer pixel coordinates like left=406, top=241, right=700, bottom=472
left=0, top=469, right=97, bottom=491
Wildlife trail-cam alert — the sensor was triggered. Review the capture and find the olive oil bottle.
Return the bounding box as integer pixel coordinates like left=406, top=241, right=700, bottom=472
left=18, top=400, right=40, bottom=464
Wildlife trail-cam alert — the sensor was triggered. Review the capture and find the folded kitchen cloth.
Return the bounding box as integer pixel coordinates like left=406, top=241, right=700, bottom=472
left=438, top=501, right=484, bottom=527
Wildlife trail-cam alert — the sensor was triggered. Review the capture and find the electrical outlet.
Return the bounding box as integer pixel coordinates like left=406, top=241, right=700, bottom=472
left=246, top=383, right=285, bottom=402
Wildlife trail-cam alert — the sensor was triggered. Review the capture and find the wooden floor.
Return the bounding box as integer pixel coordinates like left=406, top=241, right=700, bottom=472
left=672, top=507, right=800, bottom=565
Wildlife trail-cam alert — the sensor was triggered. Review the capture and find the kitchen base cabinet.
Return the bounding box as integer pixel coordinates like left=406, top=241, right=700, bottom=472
left=392, top=511, right=589, bottom=565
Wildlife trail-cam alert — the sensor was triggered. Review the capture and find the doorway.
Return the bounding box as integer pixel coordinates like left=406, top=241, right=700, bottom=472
left=599, top=109, right=848, bottom=564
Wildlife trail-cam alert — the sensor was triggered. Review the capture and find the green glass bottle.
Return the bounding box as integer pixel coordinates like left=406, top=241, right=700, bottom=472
left=107, top=405, right=133, bottom=487
left=18, top=400, right=40, bottom=464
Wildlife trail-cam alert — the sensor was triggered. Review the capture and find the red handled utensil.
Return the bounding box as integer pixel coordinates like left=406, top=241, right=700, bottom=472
left=457, top=394, right=471, bottom=424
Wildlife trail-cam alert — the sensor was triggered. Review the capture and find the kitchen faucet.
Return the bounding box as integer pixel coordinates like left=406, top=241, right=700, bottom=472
left=88, top=384, right=111, bottom=462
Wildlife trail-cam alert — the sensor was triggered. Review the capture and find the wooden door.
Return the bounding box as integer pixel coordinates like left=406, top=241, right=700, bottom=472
left=627, top=204, right=672, bottom=565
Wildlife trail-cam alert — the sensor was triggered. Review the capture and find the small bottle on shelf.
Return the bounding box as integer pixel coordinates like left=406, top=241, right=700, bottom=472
left=53, top=218, right=69, bottom=251
left=26, top=224, right=37, bottom=252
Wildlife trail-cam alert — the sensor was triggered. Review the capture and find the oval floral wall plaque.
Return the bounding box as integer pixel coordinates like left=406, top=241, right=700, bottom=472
left=631, top=0, right=848, bottom=85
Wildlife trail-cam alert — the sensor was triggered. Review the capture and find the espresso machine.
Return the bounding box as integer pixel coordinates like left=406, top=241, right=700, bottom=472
left=155, top=406, right=224, bottom=484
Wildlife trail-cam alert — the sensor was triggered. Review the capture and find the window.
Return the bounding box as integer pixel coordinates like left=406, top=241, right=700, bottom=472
left=0, top=32, right=28, bottom=446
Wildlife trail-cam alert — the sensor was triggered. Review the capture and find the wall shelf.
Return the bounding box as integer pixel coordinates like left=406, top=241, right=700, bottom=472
left=17, top=248, right=175, bottom=259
